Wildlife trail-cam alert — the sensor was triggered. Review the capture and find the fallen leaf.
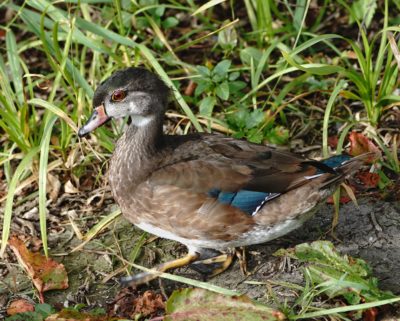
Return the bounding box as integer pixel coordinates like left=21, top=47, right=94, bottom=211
left=47, top=173, right=61, bottom=202
left=132, top=290, right=165, bottom=318
left=362, top=307, right=378, bottom=321
left=8, top=236, right=69, bottom=303
left=64, top=180, right=79, bottom=194
left=326, top=195, right=351, bottom=204
left=165, top=288, right=285, bottom=321
left=326, top=185, right=356, bottom=204
left=110, top=288, right=165, bottom=319
left=348, top=132, right=381, bottom=162
left=356, top=171, right=380, bottom=188
left=345, top=50, right=358, bottom=59
left=7, top=299, right=35, bottom=315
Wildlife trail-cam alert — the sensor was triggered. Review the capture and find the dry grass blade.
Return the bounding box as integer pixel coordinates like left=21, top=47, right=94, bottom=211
left=387, top=31, right=400, bottom=70
left=192, top=0, right=226, bottom=16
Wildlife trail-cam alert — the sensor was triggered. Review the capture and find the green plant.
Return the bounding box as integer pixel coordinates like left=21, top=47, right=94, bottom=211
left=193, top=60, right=246, bottom=117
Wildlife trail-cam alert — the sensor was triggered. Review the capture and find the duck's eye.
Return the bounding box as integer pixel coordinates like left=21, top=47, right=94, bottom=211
left=111, top=90, right=126, bottom=102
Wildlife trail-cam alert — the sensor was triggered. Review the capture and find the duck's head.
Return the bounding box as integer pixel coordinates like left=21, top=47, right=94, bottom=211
left=78, top=67, right=169, bottom=137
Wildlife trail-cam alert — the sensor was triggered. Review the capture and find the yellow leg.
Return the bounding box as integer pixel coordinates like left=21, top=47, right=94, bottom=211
left=235, top=247, right=250, bottom=276
left=121, top=252, right=199, bottom=285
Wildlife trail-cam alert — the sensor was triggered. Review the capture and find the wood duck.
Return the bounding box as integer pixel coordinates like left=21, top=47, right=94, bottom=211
left=78, top=67, right=370, bottom=284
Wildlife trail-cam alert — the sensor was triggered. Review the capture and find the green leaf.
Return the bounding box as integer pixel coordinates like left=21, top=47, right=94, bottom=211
left=155, top=6, right=165, bottom=17
left=240, top=47, right=262, bottom=66
left=35, top=303, right=55, bottom=318
left=227, top=108, right=248, bottom=129
left=199, top=96, right=216, bottom=116
left=228, top=71, right=240, bottom=81
left=350, top=0, right=377, bottom=28
left=197, top=66, right=211, bottom=77
left=162, top=16, right=179, bottom=29
left=213, top=59, right=231, bottom=77
left=247, top=129, right=264, bottom=144
left=245, top=109, right=264, bottom=129
left=265, top=126, right=289, bottom=145
left=228, top=81, right=246, bottom=94
left=165, top=288, right=284, bottom=321
left=215, top=81, right=229, bottom=100
left=194, top=80, right=211, bottom=96
left=5, top=311, right=44, bottom=321
left=135, top=16, right=149, bottom=29
left=277, top=241, right=395, bottom=304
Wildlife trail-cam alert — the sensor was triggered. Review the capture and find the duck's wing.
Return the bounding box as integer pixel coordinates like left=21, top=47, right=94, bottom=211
left=152, top=135, right=331, bottom=193
left=147, top=135, right=336, bottom=216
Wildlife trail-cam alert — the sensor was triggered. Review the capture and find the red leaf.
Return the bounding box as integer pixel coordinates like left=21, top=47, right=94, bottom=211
left=8, top=236, right=69, bottom=303
left=110, top=288, right=165, bottom=319
left=362, top=307, right=378, bottom=321
left=326, top=195, right=352, bottom=204
left=356, top=171, right=380, bottom=188
left=7, top=299, right=35, bottom=315
left=348, top=132, right=381, bottom=162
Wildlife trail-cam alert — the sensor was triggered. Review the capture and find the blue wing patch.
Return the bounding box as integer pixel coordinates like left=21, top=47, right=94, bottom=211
left=208, top=189, right=280, bottom=215
left=321, top=155, right=351, bottom=170
left=207, top=155, right=350, bottom=216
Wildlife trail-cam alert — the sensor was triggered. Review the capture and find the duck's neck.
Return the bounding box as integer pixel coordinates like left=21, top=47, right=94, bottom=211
left=110, top=114, right=164, bottom=189
left=126, top=115, right=164, bottom=155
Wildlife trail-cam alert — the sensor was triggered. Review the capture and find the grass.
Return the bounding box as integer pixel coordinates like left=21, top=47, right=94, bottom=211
left=1, top=0, right=399, bottom=319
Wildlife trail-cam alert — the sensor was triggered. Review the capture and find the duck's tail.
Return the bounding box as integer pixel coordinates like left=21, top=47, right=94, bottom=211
left=252, top=152, right=375, bottom=227
left=318, top=152, right=376, bottom=189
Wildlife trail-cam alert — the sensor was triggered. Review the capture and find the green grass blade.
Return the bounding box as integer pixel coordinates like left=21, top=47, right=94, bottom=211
left=292, top=297, right=400, bottom=319
left=29, top=98, right=78, bottom=132
left=0, top=147, right=40, bottom=256
left=26, top=0, right=110, bottom=54
left=138, top=44, right=204, bottom=132
left=6, top=30, right=24, bottom=105
left=192, top=0, right=225, bottom=16
left=322, top=80, right=346, bottom=157
left=38, top=114, right=57, bottom=257
left=281, top=50, right=344, bottom=75
left=18, top=8, right=93, bottom=96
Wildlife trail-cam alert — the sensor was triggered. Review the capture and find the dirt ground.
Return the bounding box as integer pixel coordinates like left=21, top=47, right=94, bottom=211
left=1, top=194, right=400, bottom=318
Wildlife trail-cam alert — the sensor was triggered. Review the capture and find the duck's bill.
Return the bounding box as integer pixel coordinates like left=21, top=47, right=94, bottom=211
left=78, top=105, right=110, bottom=137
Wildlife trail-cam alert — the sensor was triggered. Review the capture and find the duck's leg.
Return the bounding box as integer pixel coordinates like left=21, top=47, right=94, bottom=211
left=120, top=251, right=199, bottom=285
left=235, top=247, right=250, bottom=276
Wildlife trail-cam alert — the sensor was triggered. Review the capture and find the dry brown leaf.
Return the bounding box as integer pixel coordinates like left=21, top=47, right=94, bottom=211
left=7, top=299, right=35, bottom=315
left=132, top=290, right=165, bottom=318
left=47, top=173, right=61, bottom=202
left=110, top=289, right=165, bottom=319
left=64, top=180, right=80, bottom=194
left=8, top=236, right=69, bottom=303
left=348, top=132, right=381, bottom=162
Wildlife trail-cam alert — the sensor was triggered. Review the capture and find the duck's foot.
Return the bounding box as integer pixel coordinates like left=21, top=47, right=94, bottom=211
left=190, top=248, right=235, bottom=277
left=120, top=252, right=199, bottom=286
